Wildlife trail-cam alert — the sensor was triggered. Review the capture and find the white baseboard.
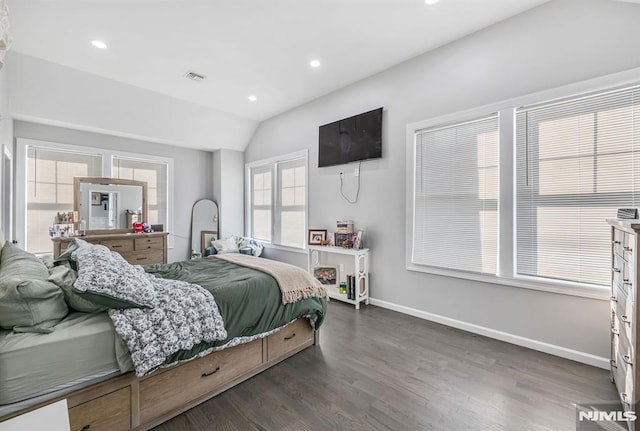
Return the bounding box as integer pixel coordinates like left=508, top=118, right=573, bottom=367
left=368, top=298, right=609, bottom=369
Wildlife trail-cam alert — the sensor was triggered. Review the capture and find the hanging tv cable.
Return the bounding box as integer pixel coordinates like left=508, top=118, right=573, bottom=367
left=339, top=161, right=361, bottom=204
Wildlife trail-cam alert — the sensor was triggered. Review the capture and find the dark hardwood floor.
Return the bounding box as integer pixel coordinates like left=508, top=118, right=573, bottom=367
left=153, top=302, right=618, bottom=431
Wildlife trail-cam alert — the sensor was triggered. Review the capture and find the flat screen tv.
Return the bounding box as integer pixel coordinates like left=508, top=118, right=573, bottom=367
left=318, top=107, right=382, bottom=167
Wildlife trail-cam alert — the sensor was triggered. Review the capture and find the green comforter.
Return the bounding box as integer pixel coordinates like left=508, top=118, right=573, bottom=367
left=144, top=256, right=327, bottom=363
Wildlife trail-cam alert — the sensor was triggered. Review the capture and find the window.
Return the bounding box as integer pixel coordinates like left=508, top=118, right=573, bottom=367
left=17, top=139, right=173, bottom=254
left=412, top=114, right=499, bottom=274
left=247, top=152, right=307, bottom=249
left=113, top=157, right=168, bottom=228
left=26, top=147, right=102, bottom=253
left=250, top=165, right=272, bottom=242
left=516, top=86, right=640, bottom=286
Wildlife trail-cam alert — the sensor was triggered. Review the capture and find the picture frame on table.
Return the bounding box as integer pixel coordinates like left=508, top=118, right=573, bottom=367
left=354, top=230, right=364, bottom=249
left=308, top=229, right=327, bottom=246
left=313, top=265, right=339, bottom=285
left=200, top=230, right=218, bottom=255
left=91, top=192, right=101, bottom=206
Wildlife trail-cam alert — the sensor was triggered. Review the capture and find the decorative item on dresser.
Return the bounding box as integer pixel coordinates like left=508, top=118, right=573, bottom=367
left=607, top=218, right=639, bottom=431
left=52, top=232, right=168, bottom=265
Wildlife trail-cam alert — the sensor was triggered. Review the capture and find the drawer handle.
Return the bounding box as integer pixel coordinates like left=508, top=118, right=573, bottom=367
left=284, top=333, right=296, bottom=341
left=201, top=366, right=220, bottom=377
left=611, top=295, right=618, bottom=302
left=624, top=246, right=633, bottom=252
left=611, top=359, right=618, bottom=369
left=80, top=425, right=91, bottom=431
left=613, top=268, right=621, bottom=273
left=623, top=354, right=633, bottom=366
left=146, top=246, right=152, bottom=249
left=111, top=245, right=123, bottom=248
left=614, top=240, right=622, bottom=244
left=612, top=327, right=620, bottom=335
left=621, top=315, right=632, bottom=325
left=624, top=281, right=633, bottom=286
left=135, top=257, right=148, bottom=261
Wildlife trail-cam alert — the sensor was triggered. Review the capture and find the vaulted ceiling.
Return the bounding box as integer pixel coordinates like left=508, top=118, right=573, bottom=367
left=8, top=0, right=551, bottom=123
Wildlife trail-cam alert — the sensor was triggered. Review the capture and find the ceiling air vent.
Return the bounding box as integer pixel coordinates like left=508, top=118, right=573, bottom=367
left=184, top=71, right=205, bottom=82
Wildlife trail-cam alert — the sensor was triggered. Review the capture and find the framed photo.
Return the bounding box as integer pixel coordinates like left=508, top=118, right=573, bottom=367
left=200, top=230, right=218, bottom=255
left=91, top=192, right=101, bottom=206
left=354, top=230, right=364, bottom=249
left=308, top=229, right=327, bottom=245
left=313, top=265, right=338, bottom=285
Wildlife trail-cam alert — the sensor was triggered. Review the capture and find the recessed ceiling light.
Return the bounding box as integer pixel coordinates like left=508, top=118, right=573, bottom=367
left=309, top=60, right=321, bottom=68
left=248, top=95, right=257, bottom=102
left=90, top=39, right=108, bottom=49
left=424, top=0, right=440, bottom=4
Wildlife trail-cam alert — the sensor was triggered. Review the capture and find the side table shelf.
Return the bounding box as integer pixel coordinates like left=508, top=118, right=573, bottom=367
left=307, top=245, right=369, bottom=309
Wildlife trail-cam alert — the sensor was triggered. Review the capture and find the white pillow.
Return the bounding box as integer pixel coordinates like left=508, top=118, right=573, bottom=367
left=212, top=238, right=239, bottom=254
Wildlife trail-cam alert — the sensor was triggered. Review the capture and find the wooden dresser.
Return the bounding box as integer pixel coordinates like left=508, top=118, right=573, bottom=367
left=52, top=231, right=168, bottom=265
left=608, top=219, right=639, bottom=429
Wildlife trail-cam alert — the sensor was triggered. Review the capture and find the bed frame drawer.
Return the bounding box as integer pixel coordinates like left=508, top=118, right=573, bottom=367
left=68, top=387, right=131, bottom=431
left=138, top=339, right=263, bottom=424
left=267, top=318, right=314, bottom=361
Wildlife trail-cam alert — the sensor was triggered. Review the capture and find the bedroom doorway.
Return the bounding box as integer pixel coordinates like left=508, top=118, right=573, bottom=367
left=2, top=144, right=11, bottom=242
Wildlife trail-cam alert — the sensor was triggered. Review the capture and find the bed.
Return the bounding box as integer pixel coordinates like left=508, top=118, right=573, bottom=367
left=0, top=236, right=327, bottom=430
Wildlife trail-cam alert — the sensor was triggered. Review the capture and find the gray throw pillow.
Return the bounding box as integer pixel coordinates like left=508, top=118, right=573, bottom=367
left=0, top=242, right=68, bottom=331
left=48, top=263, right=107, bottom=313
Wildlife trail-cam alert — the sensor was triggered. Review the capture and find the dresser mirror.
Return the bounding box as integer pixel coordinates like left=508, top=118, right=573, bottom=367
left=74, top=177, right=147, bottom=234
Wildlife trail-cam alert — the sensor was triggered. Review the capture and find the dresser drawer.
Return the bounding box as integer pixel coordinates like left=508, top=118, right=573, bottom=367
left=120, top=250, right=164, bottom=265
left=614, top=285, right=634, bottom=340
left=612, top=315, right=621, bottom=361
left=139, top=339, right=263, bottom=423
left=614, top=229, right=626, bottom=256
left=100, top=238, right=134, bottom=252
left=623, top=232, right=635, bottom=262
left=267, top=318, right=314, bottom=361
left=613, top=350, right=635, bottom=409
left=68, top=387, right=131, bottom=431
left=134, top=236, right=164, bottom=250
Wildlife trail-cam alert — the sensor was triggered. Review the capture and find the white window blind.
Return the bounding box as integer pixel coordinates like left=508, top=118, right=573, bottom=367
left=516, top=86, right=640, bottom=286
left=26, top=147, right=102, bottom=253
left=276, top=159, right=306, bottom=248
left=412, top=114, right=499, bottom=274
left=250, top=165, right=273, bottom=242
left=113, top=157, right=168, bottom=227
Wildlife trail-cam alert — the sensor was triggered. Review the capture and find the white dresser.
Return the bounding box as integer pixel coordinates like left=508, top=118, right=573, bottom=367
left=608, top=218, right=639, bottom=429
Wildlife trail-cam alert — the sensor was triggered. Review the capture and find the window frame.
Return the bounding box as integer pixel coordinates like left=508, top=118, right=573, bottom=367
left=406, top=70, right=640, bottom=301
left=411, top=113, right=500, bottom=275
left=245, top=150, right=308, bottom=251
left=15, top=138, right=174, bottom=251
left=514, top=89, right=640, bottom=288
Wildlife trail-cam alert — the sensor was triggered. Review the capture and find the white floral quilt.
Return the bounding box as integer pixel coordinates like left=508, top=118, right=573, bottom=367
left=73, top=241, right=227, bottom=376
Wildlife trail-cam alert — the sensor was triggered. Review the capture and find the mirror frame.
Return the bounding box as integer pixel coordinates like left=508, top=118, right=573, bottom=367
left=74, top=177, right=148, bottom=234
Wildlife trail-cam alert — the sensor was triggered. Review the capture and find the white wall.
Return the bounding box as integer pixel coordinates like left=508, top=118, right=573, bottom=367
left=13, top=121, right=213, bottom=262
left=212, top=149, right=244, bottom=238
left=245, top=0, right=640, bottom=364
left=7, top=52, right=258, bottom=152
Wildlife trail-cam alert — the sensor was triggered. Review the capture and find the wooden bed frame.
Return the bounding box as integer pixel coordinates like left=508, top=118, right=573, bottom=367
left=1, top=319, right=319, bottom=430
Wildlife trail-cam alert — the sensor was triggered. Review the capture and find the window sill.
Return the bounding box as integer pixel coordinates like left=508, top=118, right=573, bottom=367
left=261, top=242, right=308, bottom=255
left=406, top=262, right=609, bottom=301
